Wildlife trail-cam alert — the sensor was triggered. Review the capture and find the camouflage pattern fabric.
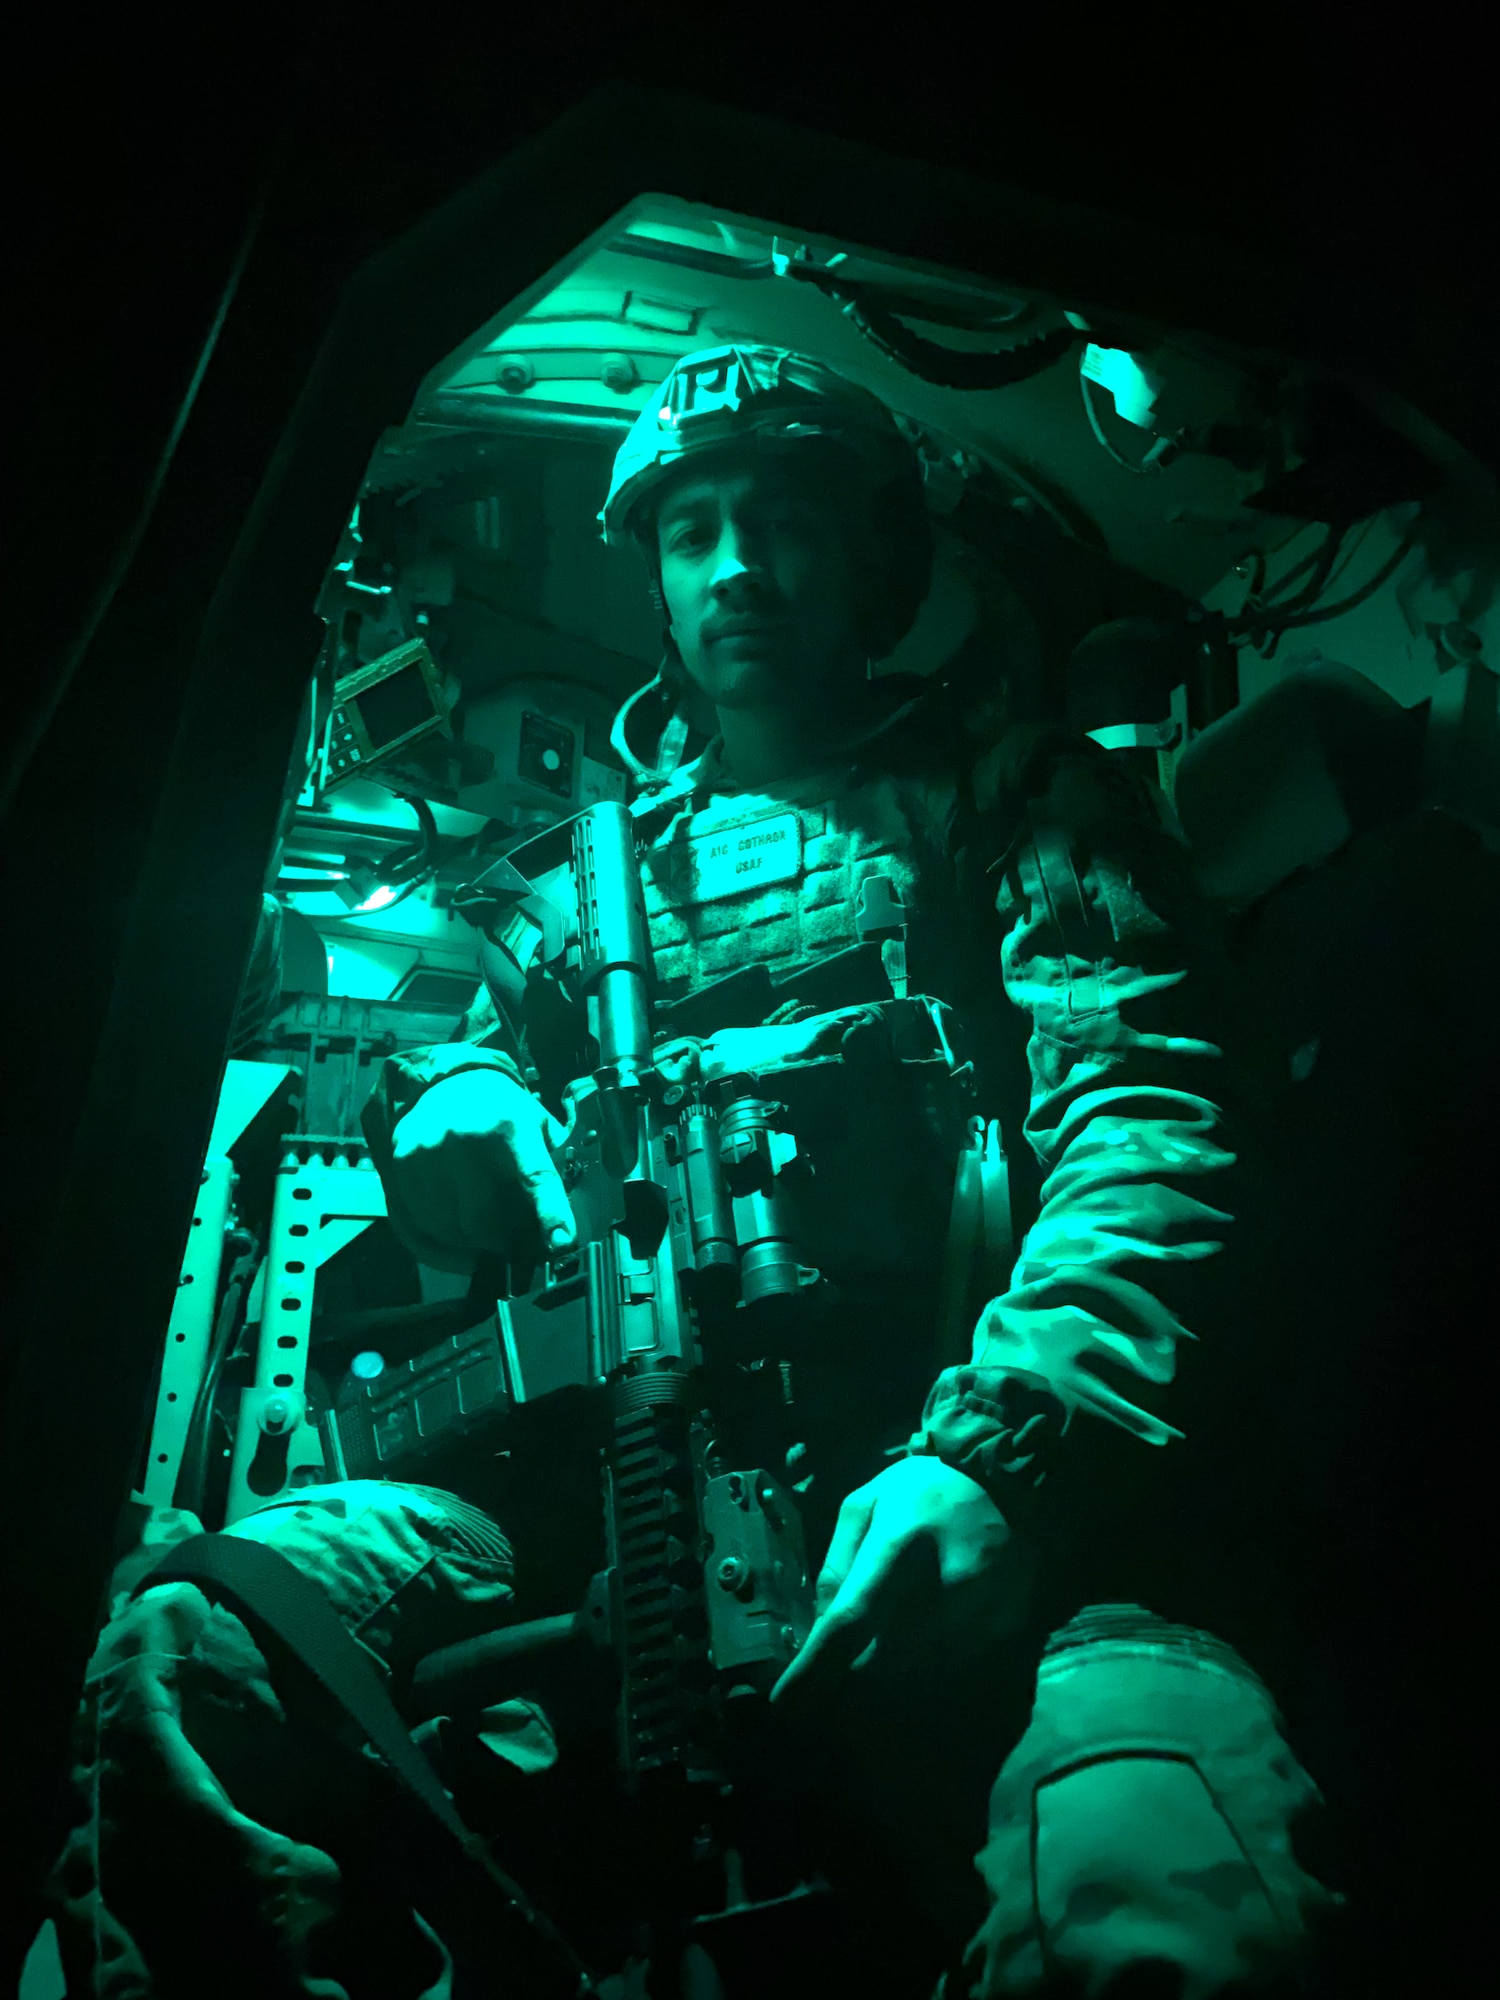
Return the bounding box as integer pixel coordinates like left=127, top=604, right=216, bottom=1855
left=962, top=1606, right=1340, bottom=1998
left=904, top=745, right=1236, bottom=1509
left=47, top=1483, right=541, bottom=2000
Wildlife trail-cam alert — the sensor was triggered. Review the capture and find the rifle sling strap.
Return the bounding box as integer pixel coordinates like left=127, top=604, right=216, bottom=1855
left=135, top=1531, right=594, bottom=1994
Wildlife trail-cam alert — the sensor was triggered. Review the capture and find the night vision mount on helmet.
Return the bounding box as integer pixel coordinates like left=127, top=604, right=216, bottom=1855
left=599, top=344, right=925, bottom=554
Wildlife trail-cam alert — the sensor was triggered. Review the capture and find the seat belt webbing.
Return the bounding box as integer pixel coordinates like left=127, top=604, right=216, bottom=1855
left=136, top=1532, right=595, bottom=1994
left=141, top=1532, right=468, bottom=1836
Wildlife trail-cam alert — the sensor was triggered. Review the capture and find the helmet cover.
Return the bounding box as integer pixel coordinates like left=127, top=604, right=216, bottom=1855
left=600, top=345, right=933, bottom=658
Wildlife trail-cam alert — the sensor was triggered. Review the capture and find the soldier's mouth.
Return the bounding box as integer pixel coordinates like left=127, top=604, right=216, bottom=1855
left=710, top=618, right=787, bottom=640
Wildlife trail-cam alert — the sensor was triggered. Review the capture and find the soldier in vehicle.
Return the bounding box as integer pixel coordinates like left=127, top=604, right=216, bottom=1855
left=362, top=346, right=1338, bottom=1994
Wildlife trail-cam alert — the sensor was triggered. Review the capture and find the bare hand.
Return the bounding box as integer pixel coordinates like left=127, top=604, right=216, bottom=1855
left=386, top=1068, right=575, bottom=1274
left=770, top=1456, right=1026, bottom=1708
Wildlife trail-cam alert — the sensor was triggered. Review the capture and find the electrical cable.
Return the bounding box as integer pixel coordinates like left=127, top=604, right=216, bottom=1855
left=606, top=234, right=778, bottom=280
left=282, top=796, right=515, bottom=915
left=1227, top=520, right=1371, bottom=654
left=344, top=797, right=452, bottom=914
left=787, top=264, right=1079, bottom=390
left=1236, top=527, right=1417, bottom=636
left=1258, top=525, right=1347, bottom=620
left=609, top=231, right=1036, bottom=331
left=817, top=280, right=1037, bottom=336
left=379, top=795, right=441, bottom=883
left=1254, top=538, right=1323, bottom=605
left=1319, top=518, right=1379, bottom=596
left=1266, top=529, right=1419, bottom=630
left=345, top=874, right=426, bottom=917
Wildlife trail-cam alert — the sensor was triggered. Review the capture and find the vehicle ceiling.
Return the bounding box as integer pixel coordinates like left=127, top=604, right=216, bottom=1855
left=357, top=193, right=1495, bottom=718
left=292, top=193, right=1496, bottom=1001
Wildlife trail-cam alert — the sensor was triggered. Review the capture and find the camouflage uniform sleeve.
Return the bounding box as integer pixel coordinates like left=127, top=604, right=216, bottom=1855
left=907, top=744, right=1234, bottom=1521
left=359, top=979, right=529, bottom=1184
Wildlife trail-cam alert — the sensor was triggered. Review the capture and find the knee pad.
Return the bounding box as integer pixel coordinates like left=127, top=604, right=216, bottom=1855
left=968, top=1606, right=1339, bottom=1998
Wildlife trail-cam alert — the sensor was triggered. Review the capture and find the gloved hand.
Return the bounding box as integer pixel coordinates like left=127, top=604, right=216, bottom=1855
left=652, top=1006, right=880, bottom=1089
left=386, top=1069, right=576, bottom=1274
left=770, top=1455, right=1029, bottom=1707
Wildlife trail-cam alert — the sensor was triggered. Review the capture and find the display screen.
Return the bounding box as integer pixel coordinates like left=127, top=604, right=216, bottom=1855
left=354, top=665, right=436, bottom=750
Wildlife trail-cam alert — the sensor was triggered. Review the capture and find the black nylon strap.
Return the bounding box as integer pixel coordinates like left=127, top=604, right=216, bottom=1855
left=136, top=1532, right=596, bottom=1995
left=141, top=1533, right=469, bottom=1837
left=1021, top=821, right=1105, bottom=1018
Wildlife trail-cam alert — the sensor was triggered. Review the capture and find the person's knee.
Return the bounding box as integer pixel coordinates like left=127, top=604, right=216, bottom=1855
left=964, top=1608, right=1340, bottom=1998
left=1028, top=1754, right=1308, bottom=1993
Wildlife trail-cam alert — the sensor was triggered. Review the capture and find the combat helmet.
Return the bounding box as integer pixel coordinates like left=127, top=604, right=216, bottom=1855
left=601, top=346, right=934, bottom=780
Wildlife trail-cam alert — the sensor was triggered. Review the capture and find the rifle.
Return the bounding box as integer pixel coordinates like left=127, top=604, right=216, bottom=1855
left=323, top=801, right=825, bottom=1933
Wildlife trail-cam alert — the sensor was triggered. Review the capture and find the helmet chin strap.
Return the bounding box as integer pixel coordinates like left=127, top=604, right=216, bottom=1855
left=606, top=557, right=695, bottom=789
left=609, top=648, right=693, bottom=789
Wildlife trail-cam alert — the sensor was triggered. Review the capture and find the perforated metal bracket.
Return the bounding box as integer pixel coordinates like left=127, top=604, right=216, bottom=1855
left=141, top=1156, right=236, bottom=1506
left=225, top=1137, right=388, bottom=1524
left=142, top=1060, right=297, bottom=1507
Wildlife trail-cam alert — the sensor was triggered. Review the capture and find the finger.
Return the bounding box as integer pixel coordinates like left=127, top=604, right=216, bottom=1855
left=653, top=1039, right=702, bottom=1088
left=503, top=1115, right=576, bottom=1253
left=771, top=1594, right=880, bottom=1707
left=813, top=1486, right=878, bottom=1617
left=772, top=1519, right=898, bottom=1706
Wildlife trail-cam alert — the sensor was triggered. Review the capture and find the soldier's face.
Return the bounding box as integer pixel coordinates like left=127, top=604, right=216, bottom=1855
left=655, top=454, right=868, bottom=712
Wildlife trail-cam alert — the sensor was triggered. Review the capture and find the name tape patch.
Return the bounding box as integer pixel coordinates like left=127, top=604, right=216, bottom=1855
left=670, top=811, right=802, bottom=905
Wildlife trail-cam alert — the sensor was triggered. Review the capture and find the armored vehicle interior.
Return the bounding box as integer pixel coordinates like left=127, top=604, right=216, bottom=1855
left=171, top=189, right=1493, bottom=1539
left=12, top=109, right=1497, bottom=1998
